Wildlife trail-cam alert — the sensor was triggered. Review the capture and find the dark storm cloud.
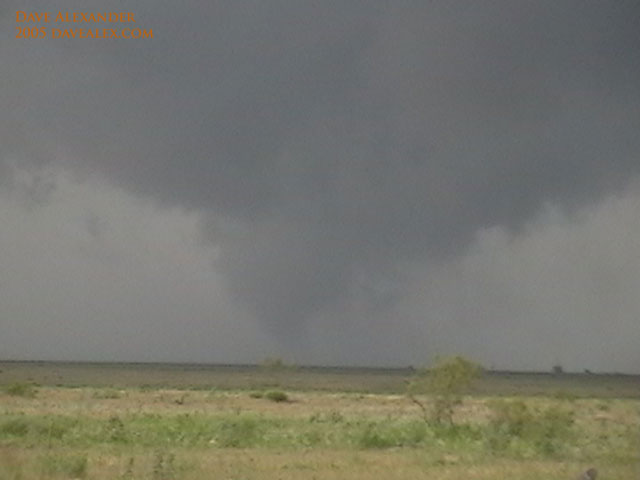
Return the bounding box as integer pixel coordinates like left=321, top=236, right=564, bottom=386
left=3, top=1, right=640, bottom=332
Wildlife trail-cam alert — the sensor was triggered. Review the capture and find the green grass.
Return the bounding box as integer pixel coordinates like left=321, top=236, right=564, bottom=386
left=0, top=404, right=636, bottom=461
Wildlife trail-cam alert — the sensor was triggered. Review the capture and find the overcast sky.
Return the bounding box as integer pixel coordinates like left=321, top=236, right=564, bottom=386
left=2, top=1, right=639, bottom=372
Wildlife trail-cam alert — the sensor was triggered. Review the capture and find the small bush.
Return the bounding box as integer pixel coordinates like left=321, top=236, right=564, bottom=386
left=4, top=383, right=37, bottom=398
left=249, top=391, right=264, bottom=399
left=92, top=388, right=122, bottom=399
left=265, top=390, right=288, bottom=403
left=407, top=356, right=482, bottom=425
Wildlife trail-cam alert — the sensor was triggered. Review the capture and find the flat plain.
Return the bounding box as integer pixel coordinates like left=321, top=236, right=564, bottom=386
left=0, top=362, right=638, bottom=479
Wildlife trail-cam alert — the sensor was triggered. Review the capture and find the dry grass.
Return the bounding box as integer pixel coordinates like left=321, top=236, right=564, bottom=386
left=0, top=446, right=637, bottom=480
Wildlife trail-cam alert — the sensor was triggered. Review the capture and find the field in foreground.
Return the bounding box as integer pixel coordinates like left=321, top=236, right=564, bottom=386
left=0, top=363, right=638, bottom=479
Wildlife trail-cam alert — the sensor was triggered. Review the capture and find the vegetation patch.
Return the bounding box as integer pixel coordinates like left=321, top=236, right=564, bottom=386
left=486, top=399, right=576, bottom=456
left=4, top=382, right=38, bottom=398
left=264, top=390, right=289, bottom=402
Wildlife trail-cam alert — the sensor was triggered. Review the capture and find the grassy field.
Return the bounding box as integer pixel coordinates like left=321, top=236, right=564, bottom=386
left=0, top=362, right=638, bottom=479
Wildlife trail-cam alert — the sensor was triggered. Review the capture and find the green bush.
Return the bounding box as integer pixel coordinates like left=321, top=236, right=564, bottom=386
left=407, top=356, right=482, bottom=425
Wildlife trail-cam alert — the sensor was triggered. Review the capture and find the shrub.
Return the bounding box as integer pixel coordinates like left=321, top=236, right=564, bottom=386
left=407, top=356, right=482, bottom=425
left=265, top=390, right=288, bottom=403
